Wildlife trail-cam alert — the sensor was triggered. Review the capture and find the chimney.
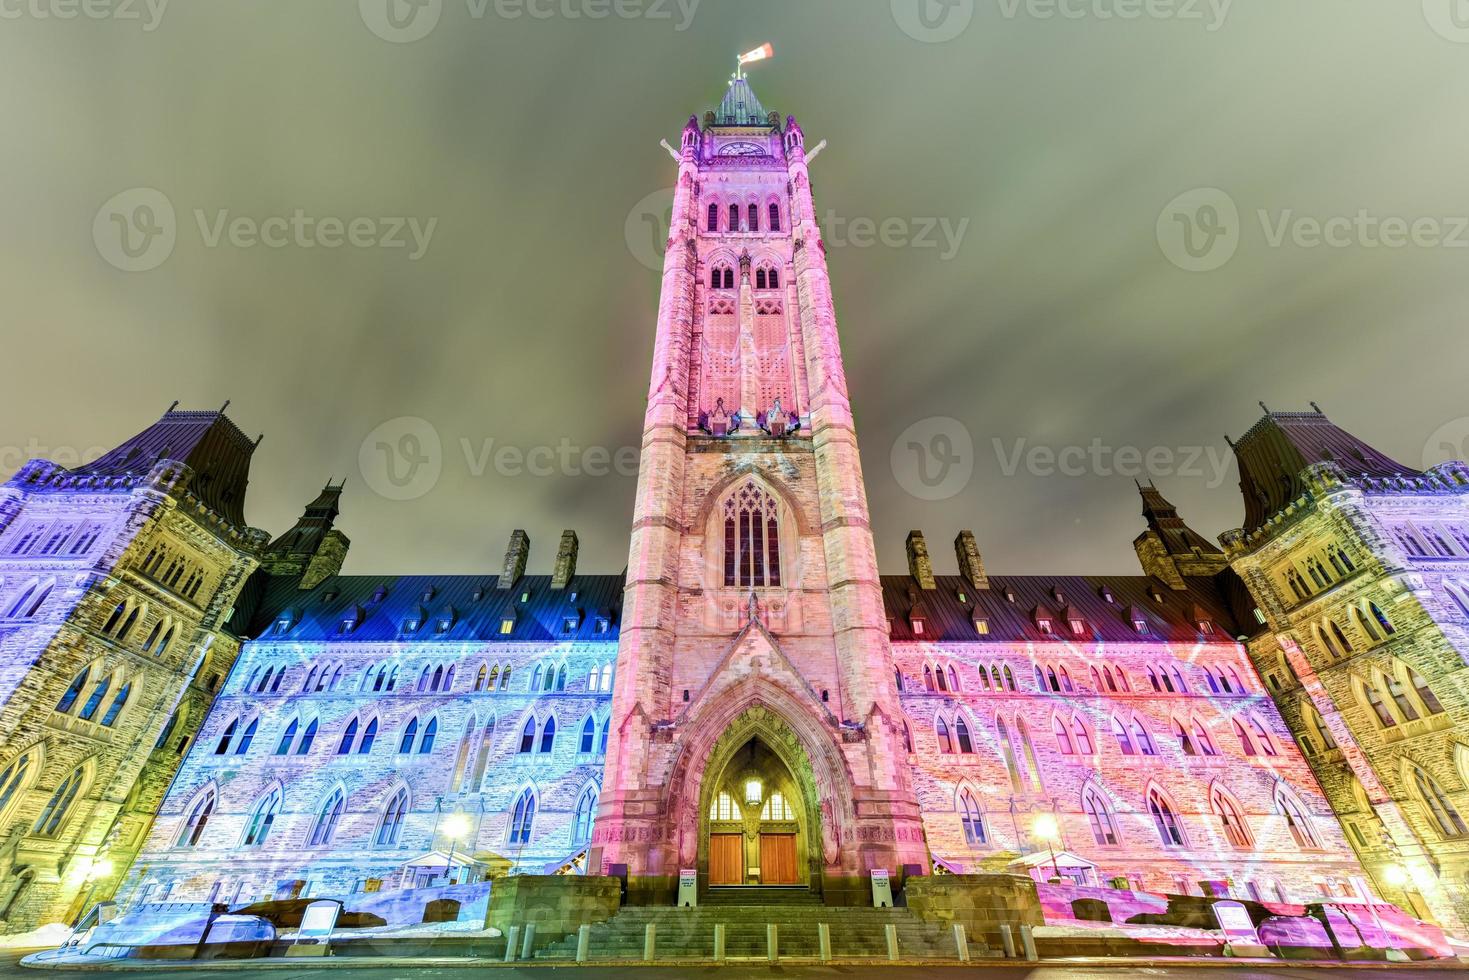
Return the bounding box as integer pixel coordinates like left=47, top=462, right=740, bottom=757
left=905, top=531, right=936, bottom=590
left=955, top=530, right=989, bottom=589
left=551, top=530, right=579, bottom=590
left=497, top=530, right=530, bottom=590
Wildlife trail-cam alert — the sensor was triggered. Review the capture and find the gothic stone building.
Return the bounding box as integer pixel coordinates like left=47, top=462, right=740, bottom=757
left=0, top=72, right=1466, bottom=933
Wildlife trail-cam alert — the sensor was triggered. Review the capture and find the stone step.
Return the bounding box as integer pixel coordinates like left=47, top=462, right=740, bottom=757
left=532, top=902, right=981, bottom=962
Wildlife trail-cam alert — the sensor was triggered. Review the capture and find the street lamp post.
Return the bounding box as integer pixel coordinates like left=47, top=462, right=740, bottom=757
left=1032, top=814, right=1062, bottom=882
left=442, top=814, right=471, bottom=886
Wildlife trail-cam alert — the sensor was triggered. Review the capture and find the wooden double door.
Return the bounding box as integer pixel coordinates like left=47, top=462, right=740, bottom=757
left=708, top=832, right=799, bottom=885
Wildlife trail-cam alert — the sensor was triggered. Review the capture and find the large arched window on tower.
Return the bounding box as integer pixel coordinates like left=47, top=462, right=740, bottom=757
left=723, top=482, right=782, bottom=587
left=1082, top=787, right=1119, bottom=845
left=708, top=203, right=719, bottom=232
left=377, top=789, right=409, bottom=846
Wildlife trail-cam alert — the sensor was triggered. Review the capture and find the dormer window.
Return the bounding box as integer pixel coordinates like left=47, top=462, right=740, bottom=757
left=519, top=591, right=531, bottom=604
left=568, top=590, right=579, bottom=603
left=271, top=612, right=295, bottom=636
left=403, top=606, right=425, bottom=633
left=1037, top=618, right=1053, bottom=634
left=1133, top=619, right=1149, bottom=634
left=421, top=586, right=436, bottom=603
left=1069, top=618, right=1085, bottom=636
left=973, top=617, right=989, bottom=636
left=338, top=606, right=363, bottom=635
left=499, top=614, right=516, bottom=635
left=912, top=620, right=925, bottom=636
left=1052, top=588, right=1065, bottom=604
left=1004, top=589, right=1016, bottom=603
left=472, top=586, right=485, bottom=602
left=1253, top=608, right=1267, bottom=625
left=594, top=611, right=612, bottom=634
left=956, top=590, right=968, bottom=604
left=1151, top=590, right=1164, bottom=603
left=371, top=586, right=388, bottom=603
left=1100, top=587, right=1115, bottom=603
left=434, top=606, right=456, bottom=634
left=562, top=610, right=582, bottom=634
left=1197, top=619, right=1214, bottom=635
left=322, top=590, right=339, bottom=603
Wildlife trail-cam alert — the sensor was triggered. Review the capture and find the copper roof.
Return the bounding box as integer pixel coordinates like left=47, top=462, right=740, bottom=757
left=1232, top=408, right=1417, bottom=532
left=72, top=408, right=256, bottom=526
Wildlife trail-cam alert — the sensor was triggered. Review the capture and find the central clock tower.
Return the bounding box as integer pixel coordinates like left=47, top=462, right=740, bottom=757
left=596, top=71, right=927, bottom=904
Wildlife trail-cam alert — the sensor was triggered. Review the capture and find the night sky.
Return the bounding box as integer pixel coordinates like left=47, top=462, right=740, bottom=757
left=3, top=1, right=1467, bottom=577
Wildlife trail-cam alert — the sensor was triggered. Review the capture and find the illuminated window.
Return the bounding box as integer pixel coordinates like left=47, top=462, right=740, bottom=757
left=710, top=792, right=741, bottom=821
left=723, top=482, right=782, bottom=587
left=760, top=792, right=794, bottom=821
left=1413, top=767, right=1468, bottom=839
left=1277, top=790, right=1322, bottom=849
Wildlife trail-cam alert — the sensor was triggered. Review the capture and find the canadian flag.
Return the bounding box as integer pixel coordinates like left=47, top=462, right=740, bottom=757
left=738, top=43, right=774, bottom=66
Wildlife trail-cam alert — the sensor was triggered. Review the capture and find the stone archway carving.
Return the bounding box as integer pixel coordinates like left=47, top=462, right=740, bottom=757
left=665, top=694, right=857, bottom=885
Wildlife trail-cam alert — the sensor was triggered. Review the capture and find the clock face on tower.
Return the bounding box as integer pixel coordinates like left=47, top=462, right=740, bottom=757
left=718, top=141, right=767, bottom=157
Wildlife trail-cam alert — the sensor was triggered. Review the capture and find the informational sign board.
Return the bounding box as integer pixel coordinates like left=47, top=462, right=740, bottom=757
left=286, top=900, right=342, bottom=957
left=1211, top=901, right=1258, bottom=942
left=677, top=869, right=698, bottom=908
left=871, top=869, right=893, bottom=908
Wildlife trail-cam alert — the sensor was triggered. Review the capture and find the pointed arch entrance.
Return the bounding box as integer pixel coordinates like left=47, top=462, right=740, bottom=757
left=684, top=703, right=842, bottom=892
left=704, top=738, right=805, bottom=885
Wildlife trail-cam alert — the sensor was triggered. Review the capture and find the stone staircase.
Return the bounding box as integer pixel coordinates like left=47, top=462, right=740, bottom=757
left=535, top=887, right=984, bottom=961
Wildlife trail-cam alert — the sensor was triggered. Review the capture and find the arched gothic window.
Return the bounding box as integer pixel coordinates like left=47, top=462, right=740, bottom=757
left=1412, top=767, right=1468, bottom=839
left=935, top=717, right=953, bottom=754
left=573, top=786, right=597, bottom=845
left=1277, top=790, right=1321, bottom=848
left=0, top=753, right=34, bottom=820
left=769, top=202, right=781, bottom=232
left=1083, top=788, right=1119, bottom=845
left=723, top=482, right=782, bottom=587
left=1212, top=787, right=1253, bottom=847
left=509, top=789, right=537, bottom=845
left=242, top=789, right=281, bottom=847
left=377, top=789, right=409, bottom=846
left=1148, top=788, right=1187, bottom=846
left=728, top=204, right=740, bottom=232
left=309, top=790, right=346, bottom=846
left=56, top=667, right=90, bottom=714
left=749, top=203, right=759, bottom=232
left=178, top=789, right=214, bottom=848
left=33, top=766, right=86, bottom=838
left=708, top=203, right=719, bottom=232
left=959, top=789, right=986, bottom=845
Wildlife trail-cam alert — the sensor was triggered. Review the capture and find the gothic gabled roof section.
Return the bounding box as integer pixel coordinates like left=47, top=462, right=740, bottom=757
left=1136, top=482, right=1221, bottom=556
left=1231, top=407, right=1419, bottom=532
left=239, top=573, right=623, bottom=644
left=72, top=406, right=256, bottom=526
left=881, top=574, right=1242, bottom=643
left=712, top=76, right=773, bottom=128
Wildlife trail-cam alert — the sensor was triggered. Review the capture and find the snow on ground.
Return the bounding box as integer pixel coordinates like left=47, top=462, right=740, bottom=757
left=0, top=922, right=73, bottom=949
